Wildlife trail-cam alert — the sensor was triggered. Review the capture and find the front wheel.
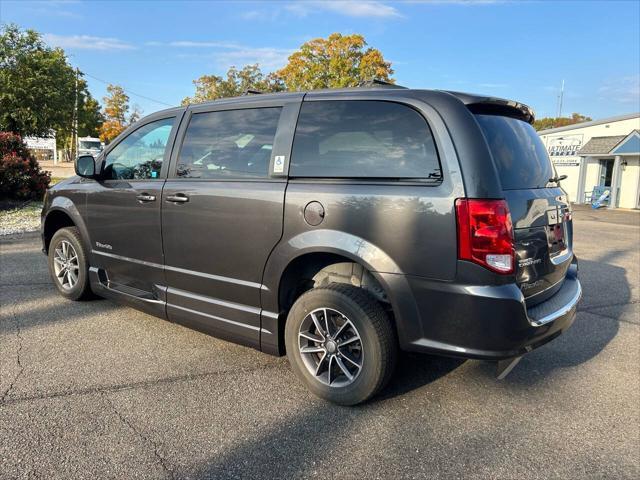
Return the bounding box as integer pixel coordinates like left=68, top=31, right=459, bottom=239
left=48, top=227, right=92, bottom=301
left=285, top=284, right=397, bottom=405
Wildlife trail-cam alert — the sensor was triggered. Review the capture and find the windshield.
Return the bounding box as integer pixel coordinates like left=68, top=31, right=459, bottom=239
left=79, top=141, right=101, bottom=150
left=475, top=114, right=555, bottom=190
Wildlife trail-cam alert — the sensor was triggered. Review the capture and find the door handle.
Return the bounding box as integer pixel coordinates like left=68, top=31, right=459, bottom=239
left=165, top=193, right=189, bottom=203
left=136, top=193, right=156, bottom=203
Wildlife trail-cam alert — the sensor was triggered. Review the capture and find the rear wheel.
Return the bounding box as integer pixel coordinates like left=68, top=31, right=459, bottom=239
left=285, top=284, right=397, bottom=405
left=48, top=227, right=92, bottom=300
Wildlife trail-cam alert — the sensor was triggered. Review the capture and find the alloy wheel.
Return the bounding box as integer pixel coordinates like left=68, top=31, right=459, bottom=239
left=298, top=307, right=363, bottom=387
left=53, top=240, right=79, bottom=290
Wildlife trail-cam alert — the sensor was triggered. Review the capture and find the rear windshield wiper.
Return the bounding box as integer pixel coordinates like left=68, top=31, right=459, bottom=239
left=549, top=174, right=568, bottom=184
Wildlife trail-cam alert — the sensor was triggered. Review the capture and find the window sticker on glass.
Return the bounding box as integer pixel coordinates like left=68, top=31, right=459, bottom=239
left=274, top=155, right=285, bottom=173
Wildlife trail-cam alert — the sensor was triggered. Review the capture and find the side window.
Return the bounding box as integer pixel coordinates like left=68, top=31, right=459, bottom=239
left=103, top=117, right=175, bottom=180
left=290, top=100, right=441, bottom=179
left=176, top=107, right=282, bottom=179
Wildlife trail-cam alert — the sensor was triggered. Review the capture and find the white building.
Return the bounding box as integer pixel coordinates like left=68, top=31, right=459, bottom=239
left=538, top=113, right=640, bottom=209
left=24, top=134, right=57, bottom=164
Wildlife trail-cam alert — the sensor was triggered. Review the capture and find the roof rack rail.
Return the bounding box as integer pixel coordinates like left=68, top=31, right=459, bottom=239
left=357, top=78, right=407, bottom=89
left=242, top=89, right=263, bottom=95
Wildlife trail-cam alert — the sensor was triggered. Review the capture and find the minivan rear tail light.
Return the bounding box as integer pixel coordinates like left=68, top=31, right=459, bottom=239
left=455, top=199, right=515, bottom=274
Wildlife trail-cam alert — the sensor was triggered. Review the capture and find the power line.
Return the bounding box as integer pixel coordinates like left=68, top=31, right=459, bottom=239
left=82, top=71, right=173, bottom=107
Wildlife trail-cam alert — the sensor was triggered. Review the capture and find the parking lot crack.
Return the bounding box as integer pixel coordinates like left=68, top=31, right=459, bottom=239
left=1, top=363, right=283, bottom=406
left=1, top=306, right=24, bottom=404
left=578, top=299, right=639, bottom=312
left=103, top=393, right=176, bottom=480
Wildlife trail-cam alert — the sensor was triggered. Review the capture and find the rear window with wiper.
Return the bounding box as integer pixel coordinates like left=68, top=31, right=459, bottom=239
left=475, top=114, right=555, bottom=190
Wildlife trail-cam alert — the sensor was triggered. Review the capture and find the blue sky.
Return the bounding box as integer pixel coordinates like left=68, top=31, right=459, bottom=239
left=2, top=0, right=639, bottom=120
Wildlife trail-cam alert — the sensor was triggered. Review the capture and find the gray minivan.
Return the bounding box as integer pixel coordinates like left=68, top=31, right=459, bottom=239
left=42, top=85, right=581, bottom=405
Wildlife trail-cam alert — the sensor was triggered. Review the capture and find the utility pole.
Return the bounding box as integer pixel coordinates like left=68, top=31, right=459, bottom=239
left=72, top=67, right=79, bottom=162
left=556, top=79, right=565, bottom=119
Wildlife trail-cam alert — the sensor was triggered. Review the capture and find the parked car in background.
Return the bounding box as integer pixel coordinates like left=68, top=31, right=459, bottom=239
left=41, top=85, right=581, bottom=405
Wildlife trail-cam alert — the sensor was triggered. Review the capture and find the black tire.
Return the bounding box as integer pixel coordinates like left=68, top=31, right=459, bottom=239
left=48, top=227, right=92, bottom=301
left=285, top=283, right=397, bottom=405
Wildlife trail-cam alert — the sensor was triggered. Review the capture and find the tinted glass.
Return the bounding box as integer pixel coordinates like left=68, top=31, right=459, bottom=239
left=176, top=107, right=282, bottom=179
left=475, top=114, right=555, bottom=190
left=290, top=101, right=440, bottom=179
left=103, top=117, right=174, bottom=180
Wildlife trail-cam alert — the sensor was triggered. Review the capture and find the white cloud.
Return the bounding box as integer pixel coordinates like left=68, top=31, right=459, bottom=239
left=477, top=82, right=508, bottom=88
left=146, top=40, right=247, bottom=49
left=146, top=40, right=293, bottom=70
left=167, top=41, right=242, bottom=49
left=325, top=1, right=401, bottom=17
left=214, top=47, right=295, bottom=70
left=43, top=34, right=135, bottom=51
left=408, top=0, right=505, bottom=4
left=243, top=0, right=500, bottom=21
left=598, top=75, right=640, bottom=105
left=240, top=10, right=265, bottom=20
left=25, top=0, right=83, bottom=19
left=176, top=48, right=294, bottom=71
left=285, top=1, right=402, bottom=18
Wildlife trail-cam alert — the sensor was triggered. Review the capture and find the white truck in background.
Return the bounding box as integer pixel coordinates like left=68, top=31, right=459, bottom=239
left=77, top=137, right=103, bottom=158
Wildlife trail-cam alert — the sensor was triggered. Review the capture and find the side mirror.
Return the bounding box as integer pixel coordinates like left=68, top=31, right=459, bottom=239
left=75, top=155, right=96, bottom=178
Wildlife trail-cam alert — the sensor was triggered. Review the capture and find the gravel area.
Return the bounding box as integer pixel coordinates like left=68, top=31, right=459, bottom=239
left=0, top=202, right=42, bottom=236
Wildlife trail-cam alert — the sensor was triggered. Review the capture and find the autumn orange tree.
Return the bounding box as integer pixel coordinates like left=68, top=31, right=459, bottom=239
left=99, top=84, right=140, bottom=143
left=533, top=113, right=592, bottom=131
left=277, top=33, right=393, bottom=90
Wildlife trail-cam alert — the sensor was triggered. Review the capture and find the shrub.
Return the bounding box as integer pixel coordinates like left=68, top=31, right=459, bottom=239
left=0, top=132, right=51, bottom=200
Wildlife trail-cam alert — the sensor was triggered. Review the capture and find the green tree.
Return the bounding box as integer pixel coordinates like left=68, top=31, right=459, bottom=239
left=78, top=89, right=104, bottom=138
left=56, top=78, right=105, bottom=160
left=276, top=33, right=394, bottom=90
left=128, top=104, right=143, bottom=125
left=0, top=24, right=77, bottom=137
left=533, top=113, right=592, bottom=131
left=99, top=84, right=140, bottom=143
left=182, top=64, right=284, bottom=105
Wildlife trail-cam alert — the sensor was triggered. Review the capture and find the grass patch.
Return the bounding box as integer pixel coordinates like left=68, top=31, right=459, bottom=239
left=50, top=177, right=66, bottom=186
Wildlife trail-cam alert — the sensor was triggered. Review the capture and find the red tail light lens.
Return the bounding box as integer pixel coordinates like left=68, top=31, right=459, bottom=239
left=455, top=199, right=515, bottom=274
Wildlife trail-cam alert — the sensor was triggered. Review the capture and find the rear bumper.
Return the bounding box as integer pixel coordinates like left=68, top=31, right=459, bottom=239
left=381, top=260, right=581, bottom=360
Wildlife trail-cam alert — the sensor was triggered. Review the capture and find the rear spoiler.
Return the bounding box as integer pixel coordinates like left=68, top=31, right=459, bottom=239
left=466, top=100, right=535, bottom=125
left=443, top=91, right=535, bottom=124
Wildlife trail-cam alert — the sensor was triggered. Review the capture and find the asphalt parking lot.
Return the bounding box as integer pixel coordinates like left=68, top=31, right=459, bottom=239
left=1, top=205, right=638, bottom=479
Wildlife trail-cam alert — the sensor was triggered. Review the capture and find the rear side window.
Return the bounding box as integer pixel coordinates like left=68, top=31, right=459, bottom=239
left=290, top=101, right=441, bottom=179
left=176, top=107, right=282, bottom=179
left=475, top=114, right=554, bottom=190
